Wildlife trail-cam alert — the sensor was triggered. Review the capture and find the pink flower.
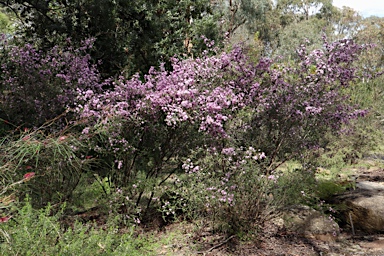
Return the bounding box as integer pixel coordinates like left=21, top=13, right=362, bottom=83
left=58, top=136, right=68, bottom=141
left=22, top=135, right=30, bottom=141
left=82, top=127, right=90, bottom=135
left=23, top=172, right=35, bottom=180
left=0, top=216, right=10, bottom=223
left=117, top=160, right=123, bottom=170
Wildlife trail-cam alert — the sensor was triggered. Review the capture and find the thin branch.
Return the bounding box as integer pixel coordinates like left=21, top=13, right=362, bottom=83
left=197, top=235, right=235, bottom=254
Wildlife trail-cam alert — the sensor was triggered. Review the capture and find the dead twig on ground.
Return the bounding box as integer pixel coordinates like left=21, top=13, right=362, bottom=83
left=197, top=235, right=235, bottom=254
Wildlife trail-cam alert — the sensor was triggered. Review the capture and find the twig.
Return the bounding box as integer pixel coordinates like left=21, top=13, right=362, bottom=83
left=349, top=212, right=355, bottom=236
left=197, top=235, right=235, bottom=254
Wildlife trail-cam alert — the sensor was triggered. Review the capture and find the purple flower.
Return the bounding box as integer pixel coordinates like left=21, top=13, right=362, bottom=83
left=222, top=147, right=236, bottom=156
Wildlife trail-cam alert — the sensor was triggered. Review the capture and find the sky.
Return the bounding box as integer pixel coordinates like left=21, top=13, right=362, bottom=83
left=332, top=0, right=384, bottom=17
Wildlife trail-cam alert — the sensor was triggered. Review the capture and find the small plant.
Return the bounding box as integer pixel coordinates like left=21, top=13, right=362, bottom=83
left=168, top=147, right=277, bottom=236
left=316, top=180, right=347, bottom=200
left=0, top=122, right=94, bottom=208
left=0, top=199, right=160, bottom=255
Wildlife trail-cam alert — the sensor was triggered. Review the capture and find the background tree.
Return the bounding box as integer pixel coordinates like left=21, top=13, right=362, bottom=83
left=330, top=6, right=362, bottom=40
left=0, top=0, right=221, bottom=77
left=213, top=0, right=273, bottom=37
left=215, top=0, right=342, bottom=58
left=270, top=0, right=334, bottom=58
left=212, top=0, right=280, bottom=54
left=276, top=0, right=332, bottom=22
left=355, top=16, right=384, bottom=77
left=275, top=17, right=327, bottom=58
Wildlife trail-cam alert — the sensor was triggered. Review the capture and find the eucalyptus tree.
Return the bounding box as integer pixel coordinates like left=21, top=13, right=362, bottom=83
left=212, top=0, right=273, bottom=36
left=276, top=0, right=332, bottom=24
left=355, top=16, right=384, bottom=78
left=330, top=6, right=362, bottom=40
left=275, top=17, right=328, bottom=58
left=270, top=0, right=333, bottom=58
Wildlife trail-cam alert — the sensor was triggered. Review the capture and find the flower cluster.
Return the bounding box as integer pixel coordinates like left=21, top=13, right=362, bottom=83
left=0, top=36, right=105, bottom=127
left=77, top=49, right=250, bottom=137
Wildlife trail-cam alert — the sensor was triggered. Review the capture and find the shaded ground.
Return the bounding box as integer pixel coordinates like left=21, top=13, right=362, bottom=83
left=154, top=220, right=384, bottom=255
left=151, top=158, right=384, bottom=255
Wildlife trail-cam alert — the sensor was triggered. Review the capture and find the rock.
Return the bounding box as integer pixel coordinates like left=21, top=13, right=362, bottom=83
left=360, top=238, right=384, bottom=251
left=332, top=181, right=384, bottom=233
left=356, top=181, right=384, bottom=190
left=283, top=205, right=339, bottom=240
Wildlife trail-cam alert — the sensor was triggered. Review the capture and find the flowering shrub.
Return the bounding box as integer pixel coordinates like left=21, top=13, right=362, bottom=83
left=0, top=126, right=93, bottom=208
left=0, top=25, right=376, bottom=238
left=0, top=36, right=105, bottom=128
left=75, top=37, right=373, bottom=222
left=75, top=46, right=254, bottom=210
left=173, top=147, right=282, bottom=234
left=240, top=37, right=369, bottom=171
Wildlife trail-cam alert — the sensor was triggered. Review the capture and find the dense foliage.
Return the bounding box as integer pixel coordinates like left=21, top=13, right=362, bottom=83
left=0, top=0, right=221, bottom=77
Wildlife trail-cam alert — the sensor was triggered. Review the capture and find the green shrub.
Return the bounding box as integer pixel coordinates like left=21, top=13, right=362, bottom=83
left=0, top=200, right=159, bottom=255
left=315, top=180, right=347, bottom=201
left=0, top=126, right=94, bottom=209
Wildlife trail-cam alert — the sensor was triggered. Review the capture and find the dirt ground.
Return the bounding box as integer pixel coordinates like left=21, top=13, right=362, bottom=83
left=154, top=159, right=384, bottom=256
left=155, top=220, right=384, bottom=256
